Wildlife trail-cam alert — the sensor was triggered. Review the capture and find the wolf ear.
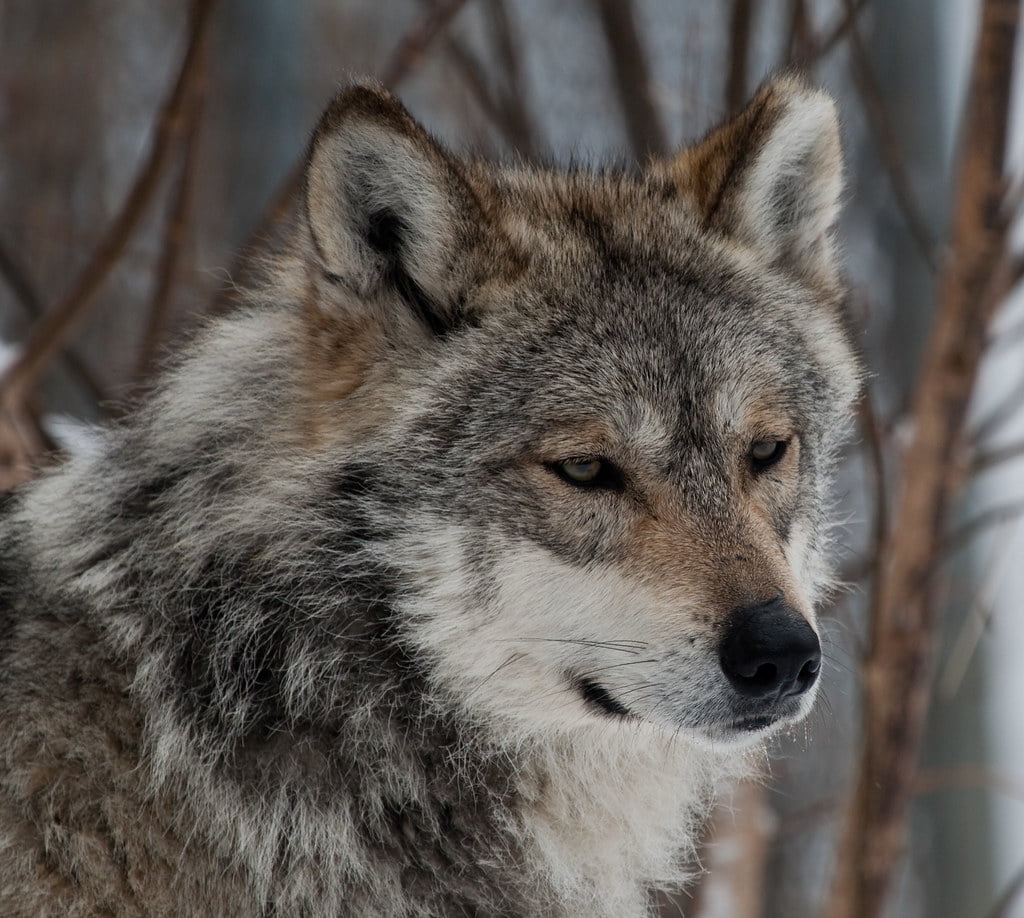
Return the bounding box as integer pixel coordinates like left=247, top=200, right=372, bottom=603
left=304, top=85, right=482, bottom=335
left=665, top=76, right=843, bottom=281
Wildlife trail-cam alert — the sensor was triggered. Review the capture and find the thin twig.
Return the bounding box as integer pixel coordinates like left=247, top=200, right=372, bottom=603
left=825, top=3, right=1022, bottom=917
left=971, top=438, right=1024, bottom=474
left=726, top=0, right=755, bottom=114
left=135, top=43, right=207, bottom=384
left=380, top=0, right=473, bottom=88
left=983, top=861, right=1024, bottom=918
left=938, top=520, right=1018, bottom=697
left=443, top=14, right=538, bottom=159
left=799, top=0, right=870, bottom=64
left=842, top=0, right=938, bottom=270
left=0, top=0, right=216, bottom=414
left=784, top=0, right=813, bottom=67
left=914, top=764, right=1024, bottom=804
left=970, top=362, right=1024, bottom=442
left=482, top=0, right=538, bottom=155
left=987, top=312, right=1024, bottom=351
left=0, top=238, right=102, bottom=401
left=592, top=0, right=668, bottom=159
left=212, top=0, right=474, bottom=314
left=860, top=389, right=889, bottom=561
left=944, top=498, right=1024, bottom=556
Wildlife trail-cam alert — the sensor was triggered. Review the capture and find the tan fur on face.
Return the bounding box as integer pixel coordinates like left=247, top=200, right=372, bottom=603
left=620, top=488, right=807, bottom=635
left=300, top=301, right=388, bottom=449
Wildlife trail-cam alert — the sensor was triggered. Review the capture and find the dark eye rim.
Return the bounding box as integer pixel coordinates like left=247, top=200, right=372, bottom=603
left=749, top=438, right=790, bottom=472
left=546, top=456, right=626, bottom=492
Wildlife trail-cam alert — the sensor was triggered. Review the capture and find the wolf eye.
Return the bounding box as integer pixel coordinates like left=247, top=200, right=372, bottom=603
left=549, top=457, right=624, bottom=491
left=749, top=439, right=788, bottom=470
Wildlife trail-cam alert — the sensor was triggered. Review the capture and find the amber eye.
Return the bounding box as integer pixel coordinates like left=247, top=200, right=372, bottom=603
left=749, top=439, right=788, bottom=470
left=549, top=457, right=625, bottom=491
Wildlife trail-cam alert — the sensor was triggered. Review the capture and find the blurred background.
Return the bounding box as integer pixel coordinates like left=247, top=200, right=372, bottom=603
left=2, top=1, right=1023, bottom=916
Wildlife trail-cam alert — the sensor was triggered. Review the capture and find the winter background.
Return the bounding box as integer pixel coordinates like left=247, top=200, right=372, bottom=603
left=1, top=1, right=1023, bottom=916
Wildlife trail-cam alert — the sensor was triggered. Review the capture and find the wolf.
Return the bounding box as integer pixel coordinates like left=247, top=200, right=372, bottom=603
left=0, top=75, right=859, bottom=916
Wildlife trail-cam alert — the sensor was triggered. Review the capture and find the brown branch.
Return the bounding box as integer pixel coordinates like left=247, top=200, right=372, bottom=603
left=134, top=47, right=207, bottom=384
left=380, top=0, right=473, bottom=88
left=688, top=780, right=773, bottom=918
left=987, top=311, right=1024, bottom=351
left=726, top=0, right=755, bottom=114
left=842, top=0, right=939, bottom=270
left=943, top=498, right=1024, bottom=556
left=914, top=765, right=1024, bottom=803
left=784, top=0, right=813, bottom=68
left=482, top=0, right=538, bottom=156
left=213, top=0, right=474, bottom=314
left=971, top=438, right=1024, bottom=473
left=0, top=238, right=102, bottom=402
left=824, top=3, right=1022, bottom=917
left=443, top=7, right=539, bottom=159
left=0, top=0, right=216, bottom=437
left=858, top=388, right=889, bottom=604
left=984, top=862, right=1024, bottom=918
left=798, top=0, right=870, bottom=64
left=592, top=0, right=668, bottom=159
left=970, top=359, right=1024, bottom=442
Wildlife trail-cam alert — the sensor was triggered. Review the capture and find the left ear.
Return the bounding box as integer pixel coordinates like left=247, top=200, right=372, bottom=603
left=303, top=84, right=487, bottom=336
left=660, top=75, right=843, bottom=281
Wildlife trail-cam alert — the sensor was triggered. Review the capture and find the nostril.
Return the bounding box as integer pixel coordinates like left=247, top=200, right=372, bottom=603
left=796, top=657, right=820, bottom=693
left=751, top=662, right=778, bottom=687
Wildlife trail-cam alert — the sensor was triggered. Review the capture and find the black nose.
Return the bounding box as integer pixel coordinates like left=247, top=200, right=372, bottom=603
left=718, top=598, right=821, bottom=700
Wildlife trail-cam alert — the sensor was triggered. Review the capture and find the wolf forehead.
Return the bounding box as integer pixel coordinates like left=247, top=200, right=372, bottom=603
left=301, top=78, right=857, bottom=443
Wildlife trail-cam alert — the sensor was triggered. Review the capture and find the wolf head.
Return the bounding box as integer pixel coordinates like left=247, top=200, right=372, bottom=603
left=288, top=77, right=860, bottom=751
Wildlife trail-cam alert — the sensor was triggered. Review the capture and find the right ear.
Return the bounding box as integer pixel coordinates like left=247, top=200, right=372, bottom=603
left=304, top=85, right=484, bottom=336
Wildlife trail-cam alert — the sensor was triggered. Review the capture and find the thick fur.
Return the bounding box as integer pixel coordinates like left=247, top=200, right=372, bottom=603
left=0, top=77, right=860, bottom=916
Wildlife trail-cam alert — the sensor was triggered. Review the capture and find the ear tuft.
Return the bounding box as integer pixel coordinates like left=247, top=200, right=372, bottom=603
left=304, top=85, right=482, bottom=335
left=665, top=75, right=843, bottom=280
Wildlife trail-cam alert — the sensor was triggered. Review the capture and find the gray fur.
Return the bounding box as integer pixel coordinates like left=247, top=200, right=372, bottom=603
left=0, top=77, right=860, bottom=916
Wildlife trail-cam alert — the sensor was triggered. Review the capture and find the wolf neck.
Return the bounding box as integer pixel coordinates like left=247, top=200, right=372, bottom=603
left=33, top=308, right=729, bottom=914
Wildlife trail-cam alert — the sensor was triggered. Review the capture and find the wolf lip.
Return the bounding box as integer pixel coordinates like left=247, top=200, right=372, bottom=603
left=729, top=714, right=777, bottom=732
left=575, top=677, right=632, bottom=717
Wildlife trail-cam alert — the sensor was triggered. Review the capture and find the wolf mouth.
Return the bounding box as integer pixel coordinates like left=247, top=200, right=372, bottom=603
left=728, top=714, right=778, bottom=732
left=575, top=677, right=633, bottom=717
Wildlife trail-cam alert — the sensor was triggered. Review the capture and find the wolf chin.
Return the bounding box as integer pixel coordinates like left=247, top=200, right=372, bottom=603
left=0, top=76, right=859, bottom=916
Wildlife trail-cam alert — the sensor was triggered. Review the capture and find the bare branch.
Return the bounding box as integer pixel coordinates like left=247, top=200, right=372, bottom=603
left=800, top=0, right=870, bottom=64
left=688, top=780, right=773, bottom=918
left=380, top=0, right=473, bottom=88
left=442, top=1, right=539, bottom=160
left=841, top=0, right=939, bottom=269
left=970, top=363, right=1024, bottom=442
left=726, top=0, right=755, bottom=114
left=0, top=0, right=216, bottom=437
left=784, top=0, right=813, bottom=67
left=135, top=43, right=208, bottom=384
left=591, top=0, right=668, bottom=159
left=914, top=764, right=1024, bottom=804
left=944, top=498, right=1024, bottom=556
left=984, top=861, right=1024, bottom=918
left=971, top=438, right=1024, bottom=473
left=0, top=238, right=102, bottom=402
left=214, top=0, right=475, bottom=313
left=824, top=3, right=1022, bottom=916
left=858, top=388, right=890, bottom=606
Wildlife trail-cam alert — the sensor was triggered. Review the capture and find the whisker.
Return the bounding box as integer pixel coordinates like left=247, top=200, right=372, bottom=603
left=575, top=658, right=659, bottom=679
left=505, top=637, right=648, bottom=654
left=465, top=653, right=524, bottom=703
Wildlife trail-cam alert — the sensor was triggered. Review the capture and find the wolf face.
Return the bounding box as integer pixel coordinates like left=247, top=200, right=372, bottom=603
left=297, top=79, right=860, bottom=750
